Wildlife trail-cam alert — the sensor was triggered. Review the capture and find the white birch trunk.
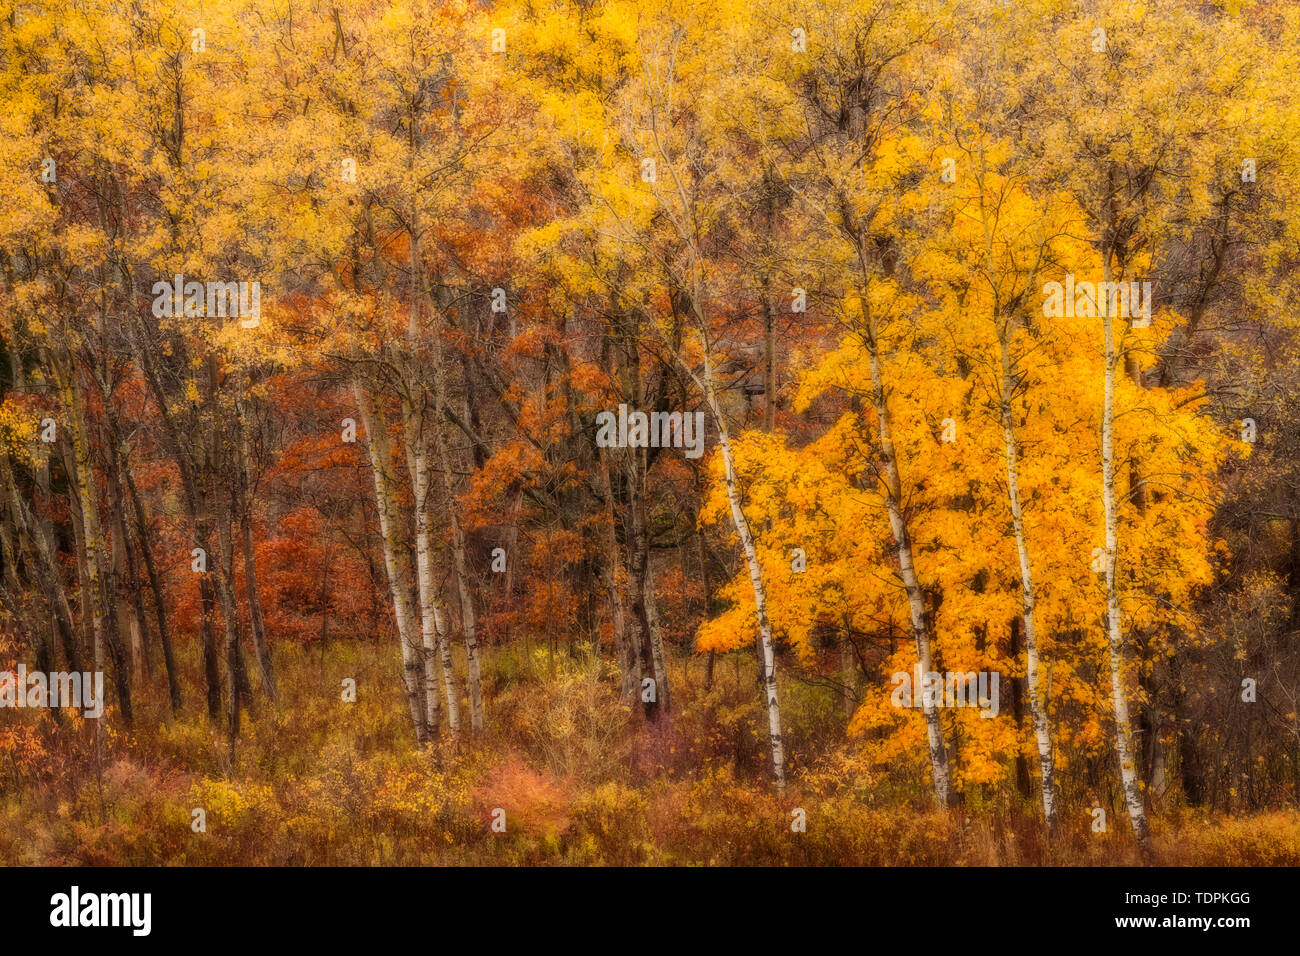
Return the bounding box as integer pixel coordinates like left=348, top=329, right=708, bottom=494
left=700, top=352, right=786, bottom=791
left=1100, top=259, right=1153, bottom=854
left=434, top=417, right=484, bottom=734
left=433, top=600, right=460, bottom=735
left=402, top=95, right=442, bottom=742
left=403, top=398, right=443, bottom=740
left=999, top=333, right=1058, bottom=832
left=861, top=316, right=951, bottom=808
left=354, top=377, right=429, bottom=744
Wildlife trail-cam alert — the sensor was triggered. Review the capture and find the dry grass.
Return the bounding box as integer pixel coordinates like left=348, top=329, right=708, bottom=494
left=2, top=641, right=1298, bottom=866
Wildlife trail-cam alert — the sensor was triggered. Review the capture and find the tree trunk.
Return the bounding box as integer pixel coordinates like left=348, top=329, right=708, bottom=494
left=861, top=320, right=950, bottom=808
left=212, top=490, right=243, bottom=744
left=119, top=451, right=181, bottom=712
left=999, top=331, right=1059, bottom=833
left=354, top=376, right=429, bottom=744
left=435, top=597, right=460, bottom=737
left=205, top=355, right=255, bottom=744
left=762, top=293, right=777, bottom=431
left=57, top=357, right=132, bottom=727
left=627, top=448, right=668, bottom=717
left=600, top=448, right=638, bottom=702
left=644, top=556, right=670, bottom=713
left=402, top=395, right=444, bottom=740
left=110, top=466, right=148, bottom=685
left=128, top=316, right=221, bottom=717
left=699, top=351, right=785, bottom=791
left=433, top=410, right=483, bottom=734
left=1101, top=258, right=1153, bottom=856
left=697, top=513, right=716, bottom=692
left=0, top=451, right=82, bottom=673
left=236, top=401, right=277, bottom=703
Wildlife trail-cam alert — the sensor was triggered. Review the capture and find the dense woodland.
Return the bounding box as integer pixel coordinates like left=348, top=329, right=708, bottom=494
left=3, top=0, right=1300, bottom=865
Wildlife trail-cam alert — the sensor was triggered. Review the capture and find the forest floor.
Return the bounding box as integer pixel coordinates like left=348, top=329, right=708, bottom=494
left=3, top=641, right=1299, bottom=866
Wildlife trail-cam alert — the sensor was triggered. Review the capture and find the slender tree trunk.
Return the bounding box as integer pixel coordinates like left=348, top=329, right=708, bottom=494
left=403, top=396, right=443, bottom=740
left=236, top=402, right=277, bottom=704
left=33, top=441, right=80, bottom=672
left=600, top=448, right=638, bottom=702
left=599, top=329, right=638, bottom=700
left=124, top=541, right=152, bottom=683
left=239, top=498, right=276, bottom=701
left=0, top=519, right=59, bottom=727
left=0, top=451, right=81, bottom=673
left=191, top=572, right=221, bottom=719
left=690, top=465, right=716, bottom=692
left=205, top=355, right=255, bottom=744
left=761, top=172, right=780, bottom=431
left=851, top=280, right=951, bottom=806
left=840, top=632, right=857, bottom=720
left=762, top=294, right=777, bottom=431
left=354, top=377, right=429, bottom=744
left=502, top=489, right=522, bottom=647
left=666, top=211, right=786, bottom=783
left=57, top=357, right=132, bottom=726
left=120, top=453, right=181, bottom=712
left=699, top=352, right=785, bottom=790
left=1101, top=257, right=1153, bottom=856
left=645, top=573, right=669, bottom=710
left=627, top=449, right=668, bottom=717
left=421, top=267, right=484, bottom=736
left=212, top=492, right=243, bottom=743
left=401, top=136, right=444, bottom=743
left=999, top=332, right=1059, bottom=833
left=101, top=421, right=151, bottom=686
left=128, top=316, right=220, bottom=717
left=696, top=505, right=716, bottom=692
left=111, top=473, right=148, bottom=685
left=433, top=412, right=483, bottom=734
left=435, top=598, right=460, bottom=737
